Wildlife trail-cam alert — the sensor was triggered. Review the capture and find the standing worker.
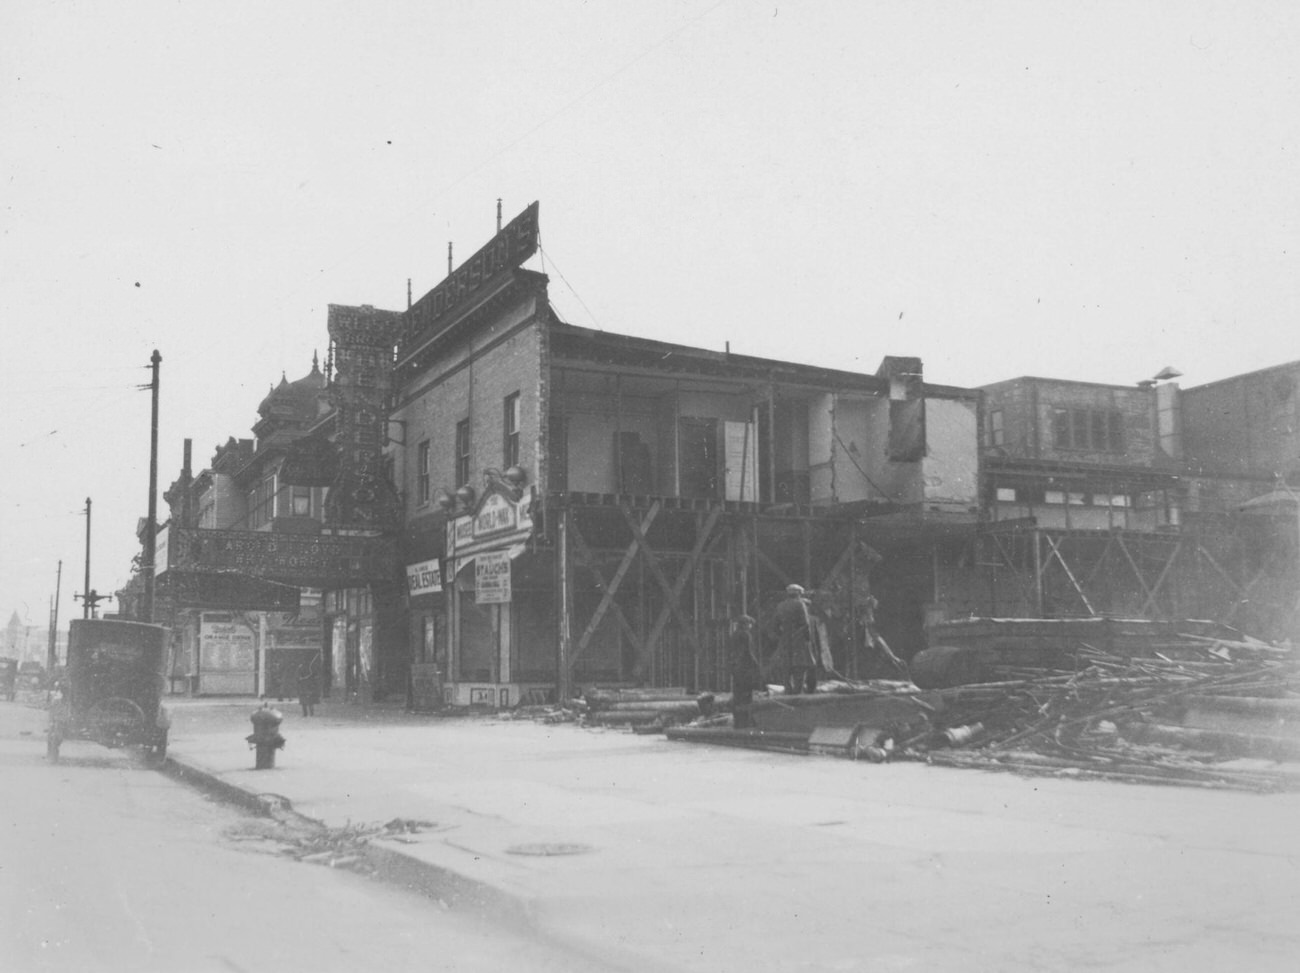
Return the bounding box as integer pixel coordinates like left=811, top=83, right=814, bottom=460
left=773, top=583, right=819, bottom=695
left=297, top=653, right=321, bottom=717
left=728, top=614, right=762, bottom=728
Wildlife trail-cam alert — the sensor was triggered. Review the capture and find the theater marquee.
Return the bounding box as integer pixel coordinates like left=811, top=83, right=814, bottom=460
left=171, top=528, right=396, bottom=588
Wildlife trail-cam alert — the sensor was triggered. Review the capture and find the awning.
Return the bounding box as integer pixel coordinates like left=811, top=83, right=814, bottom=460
left=453, top=542, right=529, bottom=578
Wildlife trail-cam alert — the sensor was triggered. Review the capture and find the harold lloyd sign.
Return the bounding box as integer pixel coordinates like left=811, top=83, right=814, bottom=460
left=405, top=559, right=442, bottom=597
left=475, top=550, right=512, bottom=604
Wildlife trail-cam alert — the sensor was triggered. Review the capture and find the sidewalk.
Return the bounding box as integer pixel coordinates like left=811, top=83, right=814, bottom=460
left=163, top=697, right=1300, bottom=972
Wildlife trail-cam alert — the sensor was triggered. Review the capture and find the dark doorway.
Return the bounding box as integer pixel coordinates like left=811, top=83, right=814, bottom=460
left=678, top=417, right=719, bottom=498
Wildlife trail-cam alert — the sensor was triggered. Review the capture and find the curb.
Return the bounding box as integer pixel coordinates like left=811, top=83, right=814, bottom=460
left=157, top=754, right=536, bottom=929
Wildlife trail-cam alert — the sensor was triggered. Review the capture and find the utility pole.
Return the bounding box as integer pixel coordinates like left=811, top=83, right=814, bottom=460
left=75, top=499, right=109, bottom=619
left=82, top=498, right=91, bottom=619
left=46, top=560, right=61, bottom=671
left=142, top=349, right=161, bottom=623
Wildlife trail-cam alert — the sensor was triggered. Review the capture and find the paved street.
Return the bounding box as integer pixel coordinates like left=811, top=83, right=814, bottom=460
left=0, top=700, right=621, bottom=973
left=157, top=696, right=1300, bottom=972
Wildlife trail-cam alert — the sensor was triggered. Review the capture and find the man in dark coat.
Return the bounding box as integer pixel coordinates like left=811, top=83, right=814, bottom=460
left=728, top=614, right=762, bottom=728
left=773, top=583, right=819, bottom=695
left=297, top=653, right=321, bottom=717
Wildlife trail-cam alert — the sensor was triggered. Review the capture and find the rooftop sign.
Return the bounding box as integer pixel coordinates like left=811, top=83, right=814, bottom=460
left=400, top=201, right=540, bottom=350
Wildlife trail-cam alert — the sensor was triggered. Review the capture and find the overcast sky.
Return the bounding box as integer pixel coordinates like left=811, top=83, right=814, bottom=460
left=2, top=0, right=1297, bottom=636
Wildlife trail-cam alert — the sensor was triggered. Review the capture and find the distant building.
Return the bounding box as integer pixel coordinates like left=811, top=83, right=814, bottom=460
left=1180, top=359, right=1300, bottom=515
left=980, top=374, right=1183, bottom=531
left=973, top=365, right=1297, bottom=641
left=139, top=343, right=401, bottom=698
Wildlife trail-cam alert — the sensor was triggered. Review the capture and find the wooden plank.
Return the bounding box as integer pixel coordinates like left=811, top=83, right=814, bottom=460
left=1139, top=533, right=1186, bottom=616
left=1113, top=533, right=1159, bottom=607
left=1042, top=533, right=1096, bottom=615
left=573, top=502, right=659, bottom=658
left=632, top=504, right=723, bottom=669
left=568, top=521, right=646, bottom=670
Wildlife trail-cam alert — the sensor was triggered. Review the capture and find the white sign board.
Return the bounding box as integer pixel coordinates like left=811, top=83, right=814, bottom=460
left=153, top=522, right=170, bottom=577
left=405, top=558, right=442, bottom=596
left=199, top=612, right=256, bottom=694
left=475, top=550, right=512, bottom=604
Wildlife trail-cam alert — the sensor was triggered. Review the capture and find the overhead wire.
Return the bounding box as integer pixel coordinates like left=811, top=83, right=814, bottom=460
left=153, top=0, right=732, bottom=388
left=537, top=241, right=602, bottom=331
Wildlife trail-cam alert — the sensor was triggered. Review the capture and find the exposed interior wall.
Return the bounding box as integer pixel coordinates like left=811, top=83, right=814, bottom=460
left=563, top=408, right=658, bottom=493
left=923, top=397, right=979, bottom=507
left=829, top=395, right=885, bottom=504
left=861, top=395, right=915, bottom=502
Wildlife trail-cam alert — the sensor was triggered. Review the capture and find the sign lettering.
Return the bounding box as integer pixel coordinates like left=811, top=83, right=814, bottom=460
left=475, top=550, right=512, bottom=604
left=399, top=202, right=540, bottom=352
left=172, top=527, right=395, bottom=587
left=405, top=558, right=442, bottom=596
left=474, top=493, right=516, bottom=536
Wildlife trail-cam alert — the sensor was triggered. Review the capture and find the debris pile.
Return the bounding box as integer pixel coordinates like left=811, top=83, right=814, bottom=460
left=902, top=635, right=1300, bottom=791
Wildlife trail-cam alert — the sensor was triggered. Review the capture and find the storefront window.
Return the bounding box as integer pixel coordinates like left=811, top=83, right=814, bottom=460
left=458, top=590, right=497, bottom=682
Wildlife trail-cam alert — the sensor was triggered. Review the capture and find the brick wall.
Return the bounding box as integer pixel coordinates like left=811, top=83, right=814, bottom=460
left=392, top=297, right=543, bottom=515
left=1183, top=363, right=1300, bottom=477
left=983, top=377, right=1163, bottom=467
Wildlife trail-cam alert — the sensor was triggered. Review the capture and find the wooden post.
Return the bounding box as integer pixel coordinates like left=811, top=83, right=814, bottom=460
left=802, top=519, right=812, bottom=588
left=847, top=527, right=858, bottom=680
left=614, top=373, right=623, bottom=492
left=1032, top=527, right=1044, bottom=617
left=767, top=383, right=776, bottom=503
left=693, top=513, right=702, bottom=692
left=557, top=505, right=573, bottom=702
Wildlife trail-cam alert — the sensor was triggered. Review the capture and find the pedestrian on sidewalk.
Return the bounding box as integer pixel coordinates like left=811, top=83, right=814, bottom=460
left=773, top=583, right=819, bottom=695
left=728, top=614, right=762, bottom=728
left=297, top=654, right=321, bottom=717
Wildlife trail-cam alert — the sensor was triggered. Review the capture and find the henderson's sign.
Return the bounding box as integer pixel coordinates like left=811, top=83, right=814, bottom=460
left=171, top=528, right=396, bottom=587
left=399, top=201, right=540, bottom=350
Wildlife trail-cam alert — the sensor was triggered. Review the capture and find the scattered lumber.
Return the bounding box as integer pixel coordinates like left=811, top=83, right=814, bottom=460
left=897, top=635, right=1300, bottom=791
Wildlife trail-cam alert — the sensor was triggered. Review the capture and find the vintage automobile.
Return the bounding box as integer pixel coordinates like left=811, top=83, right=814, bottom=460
left=1, top=657, right=16, bottom=701
left=47, top=618, right=171, bottom=763
left=18, top=660, right=46, bottom=692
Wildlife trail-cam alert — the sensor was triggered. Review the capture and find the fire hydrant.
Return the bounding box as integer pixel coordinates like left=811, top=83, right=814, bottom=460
left=247, top=703, right=285, bottom=770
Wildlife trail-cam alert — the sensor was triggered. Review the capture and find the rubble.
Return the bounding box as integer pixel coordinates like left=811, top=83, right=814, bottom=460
left=893, top=634, right=1300, bottom=791
left=661, top=632, right=1300, bottom=791
left=504, top=630, right=1299, bottom=791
